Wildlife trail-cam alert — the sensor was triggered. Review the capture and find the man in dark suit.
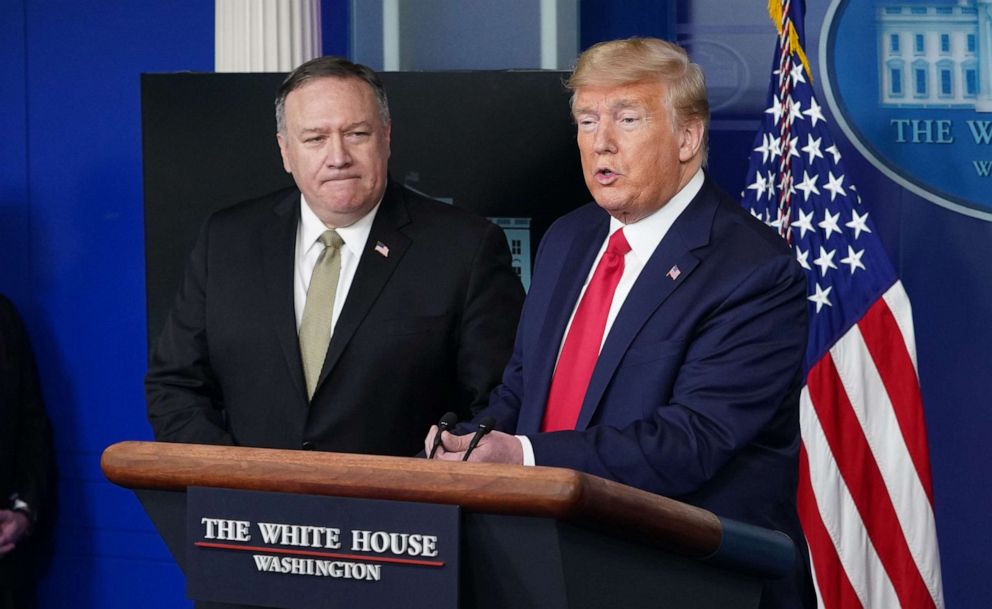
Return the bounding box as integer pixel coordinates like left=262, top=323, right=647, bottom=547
left=0, top=295, right=53, bottom=609
left=146, top=57, right=524, bottom=457
left=428, top=39, right=814, bottom=608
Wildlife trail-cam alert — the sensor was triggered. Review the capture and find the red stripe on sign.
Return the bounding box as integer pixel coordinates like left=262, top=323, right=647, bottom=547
left=193, top=542, right=445, bottom=567
left=806, top=355, right=935, bottom=609
left=858, top=297, right=935, bottom=504
left=797, top=443, right=864, bottom=609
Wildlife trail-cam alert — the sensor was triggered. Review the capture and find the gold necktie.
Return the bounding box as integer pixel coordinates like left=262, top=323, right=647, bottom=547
left=299, top=230, right=344, bottom=399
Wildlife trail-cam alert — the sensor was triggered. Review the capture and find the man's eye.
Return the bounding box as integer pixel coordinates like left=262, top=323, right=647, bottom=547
left=304, top=136, right=325, bottom=143
left=619, top=117, right=639, bottom=124
left=577, top=119, right=597, bottom=130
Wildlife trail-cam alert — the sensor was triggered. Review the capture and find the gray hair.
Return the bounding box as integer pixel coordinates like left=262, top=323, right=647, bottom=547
left=275, top=56, right=390, bottom=133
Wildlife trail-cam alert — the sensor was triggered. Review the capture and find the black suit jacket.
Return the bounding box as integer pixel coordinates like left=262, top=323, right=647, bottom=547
left=146, top=182, right=524, bottom=456
left=0, top=295, right=53, bottom=590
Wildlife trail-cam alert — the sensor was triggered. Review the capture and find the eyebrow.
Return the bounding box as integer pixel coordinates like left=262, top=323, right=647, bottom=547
left=298, top=121, right=373, bottom=134
left=342, top=121, right=373, bottom=131
left=609, top=99, right=646, bottom=112
left=573, top=98, right=646, bottom=117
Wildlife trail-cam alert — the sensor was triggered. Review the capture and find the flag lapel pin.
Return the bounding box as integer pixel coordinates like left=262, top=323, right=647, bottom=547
left=374, top=241, right=390, bottom=258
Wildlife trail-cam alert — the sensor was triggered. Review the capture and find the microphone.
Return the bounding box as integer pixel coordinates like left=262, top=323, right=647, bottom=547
left=462, top=416, right=496, bottom=462
left=428, top=412, right=458, bottom=459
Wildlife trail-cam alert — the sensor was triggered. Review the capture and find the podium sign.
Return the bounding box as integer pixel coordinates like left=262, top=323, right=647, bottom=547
left=186, top=487, right=459, bottom=609
left=102, top=443, right=795, bottom=609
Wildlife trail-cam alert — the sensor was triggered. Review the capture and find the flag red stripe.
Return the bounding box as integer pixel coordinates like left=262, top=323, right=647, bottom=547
left=807, top=354, right=935, bottom=609
left=858, top=297, right=935, bottom=503
left=798, top=443, right=864, bottom=609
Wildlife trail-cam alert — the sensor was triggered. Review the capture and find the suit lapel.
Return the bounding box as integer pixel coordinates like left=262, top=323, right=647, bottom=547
left=261, top=189, right=309, bottom=406
left=313, top=182, right=411, bottom=393
left=517, top=213, right=609, bottom=435
left=574, top=181, right=719, bottom=430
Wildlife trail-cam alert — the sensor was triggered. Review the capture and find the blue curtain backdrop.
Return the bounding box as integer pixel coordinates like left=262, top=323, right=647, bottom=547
left=0, top=1, right=212, bottom=606
left=0, top=1, right=988, bottom=607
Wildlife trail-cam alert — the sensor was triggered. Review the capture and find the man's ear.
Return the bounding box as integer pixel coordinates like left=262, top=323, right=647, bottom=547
left=678, top=119, right=704, bottom=163
left=382, top=119, right=392, bottom=159
left=276, top=132, right=292, bottom=174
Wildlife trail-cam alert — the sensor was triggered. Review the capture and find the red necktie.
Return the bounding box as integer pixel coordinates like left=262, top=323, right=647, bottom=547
left=542, top=228, right=631, bottom=432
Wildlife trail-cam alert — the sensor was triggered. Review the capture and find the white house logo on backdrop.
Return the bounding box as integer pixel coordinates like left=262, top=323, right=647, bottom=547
left=821, top=0, right=992, bottom=220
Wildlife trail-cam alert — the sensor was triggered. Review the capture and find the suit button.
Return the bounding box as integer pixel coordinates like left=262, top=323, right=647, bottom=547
left=301, top=441, right=314, bottom=450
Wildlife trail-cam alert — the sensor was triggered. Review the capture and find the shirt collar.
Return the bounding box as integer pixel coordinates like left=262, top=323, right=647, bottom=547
left=299, top=194, right=382, bottom=259
left=608, top=168, right=704, bottom=262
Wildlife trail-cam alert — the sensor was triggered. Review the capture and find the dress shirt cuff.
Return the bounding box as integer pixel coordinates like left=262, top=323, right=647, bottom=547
left=516, top=435, right=536, bottom=467
left=8, top=494, right=36, bottom=532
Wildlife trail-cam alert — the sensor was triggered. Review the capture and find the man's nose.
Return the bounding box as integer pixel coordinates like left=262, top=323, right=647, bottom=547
left=593, top=122, right=617, bottom=154
left=324, top=134, right=351, bottom=167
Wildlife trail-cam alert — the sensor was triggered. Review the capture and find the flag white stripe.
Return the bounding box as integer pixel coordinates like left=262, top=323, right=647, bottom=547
left=832, top=321, right=944, bottom=608
left=801, top=385, right=900, bottom=609
left=881, top=281, right=918, bottom=375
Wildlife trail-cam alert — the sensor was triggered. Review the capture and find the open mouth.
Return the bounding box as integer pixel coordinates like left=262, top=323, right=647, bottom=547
left=595, top=168, right=619, bottom=184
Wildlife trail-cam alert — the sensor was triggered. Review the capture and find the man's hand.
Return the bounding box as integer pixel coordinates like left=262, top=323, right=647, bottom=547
left=0, top=509, right=31, bottom=557
left=424, top=427, right=523, bottom=464
left=423, top=425, right=443, bottom=458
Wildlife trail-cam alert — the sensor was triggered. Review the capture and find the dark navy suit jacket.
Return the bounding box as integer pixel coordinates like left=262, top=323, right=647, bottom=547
left=474, top=176, right=815, bottom=608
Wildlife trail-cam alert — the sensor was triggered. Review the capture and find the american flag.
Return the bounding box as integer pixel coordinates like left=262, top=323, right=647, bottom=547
left=740, top=2, right=944, bottom=608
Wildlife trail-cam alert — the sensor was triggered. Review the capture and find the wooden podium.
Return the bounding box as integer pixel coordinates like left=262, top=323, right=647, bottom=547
left=102, top=441, right=793, bottom=609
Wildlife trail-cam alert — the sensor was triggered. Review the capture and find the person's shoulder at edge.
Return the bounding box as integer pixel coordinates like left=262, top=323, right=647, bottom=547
left=701, top=180, right=799, bottom=263
left=205, top=185, right=301, bottom=227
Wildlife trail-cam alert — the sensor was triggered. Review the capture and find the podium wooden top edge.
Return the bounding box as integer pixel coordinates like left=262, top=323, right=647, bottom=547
left=102, top=440, right=722, bottom=559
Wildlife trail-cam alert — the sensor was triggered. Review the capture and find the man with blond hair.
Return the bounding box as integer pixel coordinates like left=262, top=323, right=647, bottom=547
left=429, top=38, right=814, bottom=608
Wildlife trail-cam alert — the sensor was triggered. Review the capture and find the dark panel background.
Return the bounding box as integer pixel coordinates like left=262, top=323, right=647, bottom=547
left=142, top=71, right=588, bottom=347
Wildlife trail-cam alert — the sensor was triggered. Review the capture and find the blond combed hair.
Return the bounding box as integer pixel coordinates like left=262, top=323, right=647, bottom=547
left=567, top=38, right=709, bottom=164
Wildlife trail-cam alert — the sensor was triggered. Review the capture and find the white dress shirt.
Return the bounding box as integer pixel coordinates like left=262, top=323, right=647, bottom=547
left=518, top=169, right=705, bottom=465
left=293, top=195, right=380, bottom=331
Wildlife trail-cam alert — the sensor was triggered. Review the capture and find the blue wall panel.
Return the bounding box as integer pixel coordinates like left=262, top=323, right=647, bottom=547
left=321, top=0, right=350, bottom=57
left=2, top=1, right=213, bottom=606
left=579, top=0, right=676, bottom=50
left=898, top=191, right=992, bottom=607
